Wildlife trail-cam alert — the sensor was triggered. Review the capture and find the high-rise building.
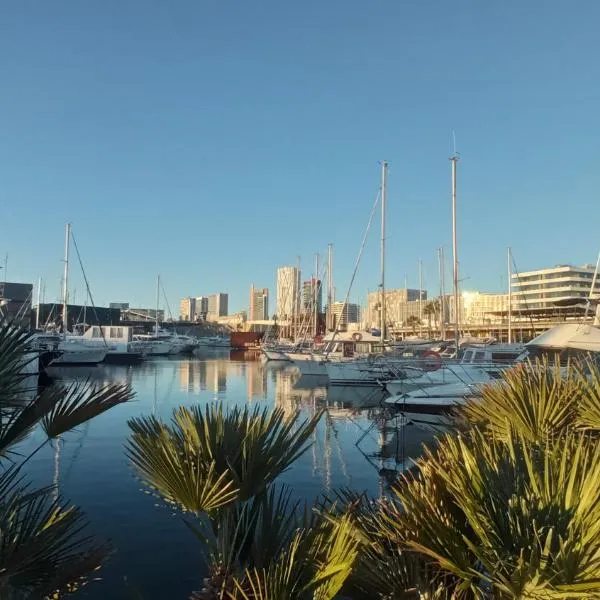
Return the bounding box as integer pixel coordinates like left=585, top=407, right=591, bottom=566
left=196, top=296, right=209, bottom=320
left=276, top=266, right=300, bottom=319
left=302, top=279, right=323, bottom=313
left=511, top=264, right=600, bottom=311
left=180, top=297, right=196, bottom=321
left=331, top=302, right=360, bottom=329
left=207, top=293, right=228, bottom=320
left=249, top=285, right=269, bottom=321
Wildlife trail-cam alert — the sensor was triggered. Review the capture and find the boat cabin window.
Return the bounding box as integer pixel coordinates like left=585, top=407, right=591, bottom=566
left=525, top=346, right=600, bottom=367
left=462, top=350, right=473, bottom=362
left=109, top=327, right=123, bottom=338
left=491, top=352, right=522, bottom=362
left=91, top=327, right=102, bottom=338
left=473, top=351, right=486, bottom=363
left=343, top=343, right=355, bottom=358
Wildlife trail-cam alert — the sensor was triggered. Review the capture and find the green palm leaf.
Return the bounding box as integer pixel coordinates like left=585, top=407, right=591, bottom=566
left=42, top=380, right=133, bottom=439
left=0, top=467, right=111, bottom=598
left=459, top=357, right=581, bottom=443
left=127, top=405, right=321, bottom=514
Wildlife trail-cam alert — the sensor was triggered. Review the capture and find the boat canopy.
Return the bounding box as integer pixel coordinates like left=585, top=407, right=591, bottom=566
left=526, top=323, right=600, bottom=352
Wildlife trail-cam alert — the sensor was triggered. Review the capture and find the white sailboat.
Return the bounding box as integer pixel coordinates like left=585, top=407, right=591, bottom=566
left=49, top=224, right=107, bottom=366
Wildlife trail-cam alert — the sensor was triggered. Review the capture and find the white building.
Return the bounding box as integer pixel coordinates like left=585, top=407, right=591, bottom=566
left=511, top=264, right=600, bottom=311
left=331, top=302, right=360, bottom=329
left=276, top=265, right=300, bottom=319
left=459, top=292, right=509, bottom=324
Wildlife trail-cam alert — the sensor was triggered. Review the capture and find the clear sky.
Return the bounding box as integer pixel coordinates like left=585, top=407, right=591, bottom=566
left=2, top=1, right=599, bottom=315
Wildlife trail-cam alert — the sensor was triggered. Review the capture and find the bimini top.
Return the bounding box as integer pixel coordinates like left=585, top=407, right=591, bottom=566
left=526, top=323, right=600, bottom=352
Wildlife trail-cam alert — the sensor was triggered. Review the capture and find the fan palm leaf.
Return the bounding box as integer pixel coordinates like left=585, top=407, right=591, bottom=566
left=0, top=466, right=111, bottom=597
left=42, top=380, right=133, bottom=439
left=459, top=357, right=581, bottom=444
left=0, top=322, right=35, bottom=405
left=393, top=427, right=600, bottom=598
left=127, top=405, right=321, bottom=513
left=227, top=512, right=358, bottom=600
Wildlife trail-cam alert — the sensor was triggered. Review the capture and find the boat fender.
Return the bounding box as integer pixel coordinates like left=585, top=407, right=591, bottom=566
left=422, top=350, right=442, bottom=372
left=352, top=332, right=363, bottom=342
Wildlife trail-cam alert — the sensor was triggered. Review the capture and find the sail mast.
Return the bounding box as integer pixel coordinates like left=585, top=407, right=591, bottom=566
left=326, top=243, right=333, bottom=331
left=155, top=275, right=160, bottom=336
left=450, top=154, right=460, bottom=349
left=314, top=253, right=319, bottom=337
left=507, top=247, right=512, bottom=343
left=380, top=161, right=388, bottom=340
left=62, top=223, right=71, bottom=333
left=418, top=259, right=423, bottom=337
left=438, top=248, right=446, bottom=339
left=35, top=277, right=42, bottom=330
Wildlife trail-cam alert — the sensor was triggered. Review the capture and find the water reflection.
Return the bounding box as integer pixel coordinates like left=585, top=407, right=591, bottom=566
left=30, top=353, right=436, bottom=599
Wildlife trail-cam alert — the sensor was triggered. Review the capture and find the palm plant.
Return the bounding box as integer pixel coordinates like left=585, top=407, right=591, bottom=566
left=128, top=403, right=358, bottom=599
left=335, top=359, right=600, bottom=599
left=0, top=321, right=133, bottom=598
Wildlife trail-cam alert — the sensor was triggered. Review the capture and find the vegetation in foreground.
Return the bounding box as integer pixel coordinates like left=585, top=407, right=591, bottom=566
left=0, top=322, right=133, bottom=598
left=128, top=356, right=600, bottom=599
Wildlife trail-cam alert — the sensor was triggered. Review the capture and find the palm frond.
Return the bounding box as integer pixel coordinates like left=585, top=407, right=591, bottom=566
left=127, top=404, right=321, bottom=514
left=127, top=415, right=239, bottom=514
left=576, top=357, right=600, bottom=431
left=0, top=471, right=111, bottom=597
left=0, top=387, right=61, bottom=459
left=458, top=357, right=581, bottom=443
left=392, top=427, right=600, bottom=598
left=42, top=380, right=133, bottom=438
left=0, top=321, right=35, bottom=404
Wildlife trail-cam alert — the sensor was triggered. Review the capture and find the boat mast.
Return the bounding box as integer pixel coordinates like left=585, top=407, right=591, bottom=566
left=326, top=243, right=333, bottom=331
left=418, top=259, right=423, bottom=337
left=380, top=161, right=388, bottom=340
left=314, top=253, right=319, bottom=337
left=35, top=276, right=42, bottom=330
left=507, top=247, right=512, bottom=343
left=450, top=154, right=460, bottom=349
left=438, top=248, right=446, bottom=340
left=62, top=223, right=71, bottom=333
left=155, top=274, right=160, bottom=336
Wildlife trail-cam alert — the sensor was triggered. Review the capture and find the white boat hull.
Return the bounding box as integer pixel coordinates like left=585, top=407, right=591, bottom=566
left=51, top=349, right=107, bottom=365
left=325, top=360, right=395, bottom=385
left=262, top=349, right=291, bottom=361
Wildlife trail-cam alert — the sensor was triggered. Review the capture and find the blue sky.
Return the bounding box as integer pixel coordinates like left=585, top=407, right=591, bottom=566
left=1, top=1, right=599, bottom=315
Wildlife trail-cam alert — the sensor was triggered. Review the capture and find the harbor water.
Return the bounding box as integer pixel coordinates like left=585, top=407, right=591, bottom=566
left=20, top=351, right=435, bottom=599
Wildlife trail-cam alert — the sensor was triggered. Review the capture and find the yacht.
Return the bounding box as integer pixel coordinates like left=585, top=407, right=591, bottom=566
left=287, top=331, right=386, bottom=379
left=68, top=325, right=144, bottom=364
left=387, top=316, right=600, bottom=421
left=384, top=343, right=525, bottom=397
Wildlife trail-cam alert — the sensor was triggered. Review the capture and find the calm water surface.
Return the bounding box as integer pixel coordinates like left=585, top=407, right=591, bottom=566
left=21, top=351, right=434, bottom=599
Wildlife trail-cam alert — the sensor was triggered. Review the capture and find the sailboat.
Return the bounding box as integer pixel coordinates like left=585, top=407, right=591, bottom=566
left=40, top=224, right=107, bottom=366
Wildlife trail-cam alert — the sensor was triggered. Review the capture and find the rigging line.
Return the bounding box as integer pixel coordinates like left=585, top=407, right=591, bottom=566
left=510, top=253, right=536, bottom=333
left=326, top=186, right=381, bottom=358
left=160, top=279, right=175, bottom=323
left=70, top=230, right=108, bottom=346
